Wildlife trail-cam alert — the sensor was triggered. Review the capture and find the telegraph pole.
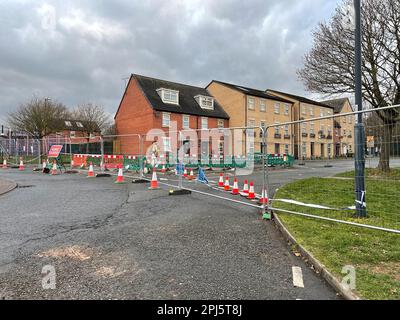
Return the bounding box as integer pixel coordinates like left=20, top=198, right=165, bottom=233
left=354, top=0, right=367, bottom=217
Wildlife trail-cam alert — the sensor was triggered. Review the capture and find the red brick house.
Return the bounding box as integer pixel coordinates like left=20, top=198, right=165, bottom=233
left=114, top=74, right=230, bottom=156
left=43, top=120, right=101, bottom=154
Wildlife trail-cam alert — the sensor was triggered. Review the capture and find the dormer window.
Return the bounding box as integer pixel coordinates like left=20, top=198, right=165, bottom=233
left=76, top=122, right=84, bottom=128
left=65, top=121, right=72, bottom=127
left=195, top=95, right=214, bottom=110
left=157, top=88, right=179, bottom=105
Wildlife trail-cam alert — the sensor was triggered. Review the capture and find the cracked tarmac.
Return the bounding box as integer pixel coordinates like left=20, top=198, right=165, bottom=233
left=0, top=161, right=376, bottom=300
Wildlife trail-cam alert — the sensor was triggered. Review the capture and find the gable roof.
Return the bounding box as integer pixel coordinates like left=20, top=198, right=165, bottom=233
left=267, top=89, right=334, bottom=109
left=208, top=80, right=293, bottom=104
left=321, top=97, right=353, bottom=114
left=132, top=74, right=229, bottom=119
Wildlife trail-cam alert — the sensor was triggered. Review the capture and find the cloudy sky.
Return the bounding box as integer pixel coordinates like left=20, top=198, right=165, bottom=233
left=0, top=0, right=342, bottom=123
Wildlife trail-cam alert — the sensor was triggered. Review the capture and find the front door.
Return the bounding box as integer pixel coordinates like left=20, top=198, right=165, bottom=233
left=321, top=143, right=325, bottom=158
left=310, top=142, right=315, bottom=158
left=274, top=143, right=280, bottom=155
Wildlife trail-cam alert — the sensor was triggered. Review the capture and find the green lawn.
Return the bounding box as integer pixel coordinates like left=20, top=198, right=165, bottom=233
left=273, top=169, right=400, bottom=300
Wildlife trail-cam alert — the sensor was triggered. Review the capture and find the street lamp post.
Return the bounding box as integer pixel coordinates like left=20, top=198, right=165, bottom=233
left=354, top=0, right=367, bottom=217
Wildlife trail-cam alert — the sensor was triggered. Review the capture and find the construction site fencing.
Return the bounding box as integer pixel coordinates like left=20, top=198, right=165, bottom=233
left=265, top=104, right=400, bottom=234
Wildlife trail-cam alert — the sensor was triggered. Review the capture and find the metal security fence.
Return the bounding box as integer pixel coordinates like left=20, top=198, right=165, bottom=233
left=266, top=104, right=400, bottom=234
left=0, top=137, right=41, bottom=167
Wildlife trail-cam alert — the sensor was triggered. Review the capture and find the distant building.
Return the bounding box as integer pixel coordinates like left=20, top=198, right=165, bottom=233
left=321, top=98, right=355, bottom=157
left=207, top=80, right=294, bottom=155
left=267, top=90, right=335, bottom=159
left=44, top=120, right=101, bottom=154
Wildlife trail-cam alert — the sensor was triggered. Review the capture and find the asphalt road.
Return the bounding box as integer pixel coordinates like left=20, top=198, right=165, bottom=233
left=1, top=158, right=394, bottom=300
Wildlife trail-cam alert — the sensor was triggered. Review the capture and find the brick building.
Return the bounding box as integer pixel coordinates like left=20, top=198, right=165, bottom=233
left=267, top=90, right=335, bottom=159
left=207, top=80, right=294, bottom=155
left=114, top=74, right=229, bottom=156
left=321, top=98, right=355, bottom=157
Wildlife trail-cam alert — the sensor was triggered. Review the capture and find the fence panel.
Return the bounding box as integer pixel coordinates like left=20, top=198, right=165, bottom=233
left=268, top=104, right=400, bottom=233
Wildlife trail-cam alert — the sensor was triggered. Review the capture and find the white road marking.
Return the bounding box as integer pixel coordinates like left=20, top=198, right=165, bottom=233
left=292, top=266, right=304, bottom=288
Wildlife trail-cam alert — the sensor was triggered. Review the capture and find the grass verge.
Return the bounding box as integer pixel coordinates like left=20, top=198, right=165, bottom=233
left=273, top=170, right=400, bottom=300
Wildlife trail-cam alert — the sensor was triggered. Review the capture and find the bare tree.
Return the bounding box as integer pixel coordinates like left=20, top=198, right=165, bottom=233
left=298, top=0, right=400, bottom=171
left=72, top=103, right=111, bottom=152
left=8, top=96, right=68, bottom=139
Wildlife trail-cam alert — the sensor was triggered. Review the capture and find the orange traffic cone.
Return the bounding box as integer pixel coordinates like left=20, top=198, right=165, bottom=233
left=87, top=162, right=95, bottom=177
left=183, top=167, right=188, bottom=178
left=115, top=165, right=125, bottom=184
left=161, top=165, right=166, bottom=174
left=218, top=174, right=224, bottom=188
left=149, top=168, right=160, bottom=189
left=188, top=169, right=194, bottom=180
left=71, top=159, right=75, bottom=169
left=224, top=176, right=231, bottom=191
left=231, top=178, right=239, bottom=195
left=51, top=161, right=58, bottom=175
left=259, top=189, right=269, bottom=205
left=19, top=159, right=25, bottom=171
left=248, top=182, right=255, bottom=200
left=241, top=180, right=249, bottom=195
left=2, top=159, right=7, bottom=169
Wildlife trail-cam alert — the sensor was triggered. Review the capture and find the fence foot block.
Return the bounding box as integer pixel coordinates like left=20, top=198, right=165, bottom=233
left=132, top=179, right=148, bottom=184
left=169, top=189, right=192, bottom=196
left=96, top=173, right=111, bottom=177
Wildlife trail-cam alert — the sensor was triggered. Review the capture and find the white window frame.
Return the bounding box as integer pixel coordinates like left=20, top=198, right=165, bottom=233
left=310, top=107, right=314, bottom=116
left=70, top=131, right=76, bottom=138
left=217, top=119, right=224, bottom=128
left=65, top=121, right=72, bottom=127
left=195, top=95, right=214, bottom=110
left=284, top=125, right=289, bottom=136
left=201, top=117, right=208, bottom=129
left=76, top=122, right=84, bottom=128
left=157, top=88, right=179, bottom=105
left=249, top=142, right=255, bottom=155
left=302, top=123, right=307, bottom=133
left=310, top=122, right=315, bottom=134
left=248, top=97, right=255, bottom=110
left=182, top=115, right=190, bottom=129
left=274, top=123, right=280, bottom=135
left=274, top=103, right=280, bottom=114
left=284, top=103, right=290, bottom=115
left=260, top=99, right=266, bottom=112
left=162, top=112, right=171, bottom=128
left=302, top=106, right=307, bottom=115
left=162, top=137, right=172, bottom=152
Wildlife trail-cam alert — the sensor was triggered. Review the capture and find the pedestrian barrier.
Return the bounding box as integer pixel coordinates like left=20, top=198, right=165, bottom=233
left=104, top=155, right=124, bottom=169
left=72, top=154, right=87, bottom=168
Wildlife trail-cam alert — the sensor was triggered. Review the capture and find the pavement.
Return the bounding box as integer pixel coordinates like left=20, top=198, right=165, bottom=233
left=0, top=158, right=397, bottom=300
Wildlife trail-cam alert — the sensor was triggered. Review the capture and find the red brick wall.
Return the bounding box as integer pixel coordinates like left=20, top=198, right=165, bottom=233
left=114, top=77, right=229, bottom=155
left=115, top=78, right=155, bottom=155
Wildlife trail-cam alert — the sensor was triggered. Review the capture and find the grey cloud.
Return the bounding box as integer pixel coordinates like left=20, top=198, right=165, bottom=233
left=0, top=0, right=341, bottom=124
